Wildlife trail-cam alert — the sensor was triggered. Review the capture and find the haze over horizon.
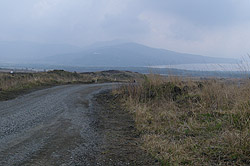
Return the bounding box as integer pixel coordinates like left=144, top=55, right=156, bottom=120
left=1, top=0, right=250, bottom=59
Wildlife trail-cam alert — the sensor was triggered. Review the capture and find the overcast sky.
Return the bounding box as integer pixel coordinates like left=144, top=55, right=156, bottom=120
left=1, top=0, right=250, bottom=58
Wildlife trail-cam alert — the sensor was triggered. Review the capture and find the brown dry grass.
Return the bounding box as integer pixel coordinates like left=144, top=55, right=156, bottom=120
left=0, top=70, right=91, bottom=90
left=0, top=70, right=95, bottom=100
left=0, top=70, right=140, bottom=100
left=115, top=74, right=250, bottom=165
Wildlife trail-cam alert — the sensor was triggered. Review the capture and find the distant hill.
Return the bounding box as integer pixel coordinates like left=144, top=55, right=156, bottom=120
left=44, top=42, right=238, bottom=67
left=0, top=41, right=238, bottom=67
left=0, top=41, right=82, bottom=63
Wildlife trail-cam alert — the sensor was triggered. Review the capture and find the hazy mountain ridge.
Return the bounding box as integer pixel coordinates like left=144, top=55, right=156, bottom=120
left=45, top=42, right=237, bottom=67
left=0, top=41, right=237, bottom=67
left=0, top=41, right=82, bottom=63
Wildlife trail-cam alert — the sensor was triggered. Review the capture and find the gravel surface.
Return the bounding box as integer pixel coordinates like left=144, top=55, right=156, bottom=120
left=0, top=83, right=116, bottom=166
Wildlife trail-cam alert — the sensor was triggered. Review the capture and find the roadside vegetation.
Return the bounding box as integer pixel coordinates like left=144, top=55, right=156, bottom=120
left=114, top=74, right=250, bottom=165
left=0, top=70, right=140, bottom=101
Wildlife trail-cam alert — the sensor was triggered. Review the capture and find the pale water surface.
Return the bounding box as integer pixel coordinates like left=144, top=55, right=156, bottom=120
left=150, top=63, right=250, bottom=72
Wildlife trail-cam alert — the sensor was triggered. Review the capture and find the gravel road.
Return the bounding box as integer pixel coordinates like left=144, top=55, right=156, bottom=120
left=0, top=83, right=117, bottom=166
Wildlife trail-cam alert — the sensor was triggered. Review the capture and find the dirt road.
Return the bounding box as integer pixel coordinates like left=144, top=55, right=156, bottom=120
left=0, top=84, right=157, bottom=166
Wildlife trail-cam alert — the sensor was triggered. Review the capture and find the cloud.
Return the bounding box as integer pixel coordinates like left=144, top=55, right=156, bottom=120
left=0, top=0, right=250, bottom=58
left=138, top=7, right=250, bottom=58
left=140, top=0, right=250, bottom=26
left=32, top=0, right=62, bottom=17
left=101, top=14, right=150, bottom=40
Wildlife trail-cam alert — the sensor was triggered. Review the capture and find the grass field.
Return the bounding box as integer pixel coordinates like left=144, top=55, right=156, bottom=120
left=0, top=70, right=141, bottom=101
left=1, top=68, right=249, bottom=165
left=114, top=74, right=250, bottom=165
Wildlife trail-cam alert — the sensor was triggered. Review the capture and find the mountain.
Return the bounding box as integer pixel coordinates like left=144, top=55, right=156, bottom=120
left=44, top=42, right=238, bottom=67
left=0, top=41, right=238, bottom=67
left=0, top=41, right=82, bottom=63
left=85, top=39, right=129, bottom=49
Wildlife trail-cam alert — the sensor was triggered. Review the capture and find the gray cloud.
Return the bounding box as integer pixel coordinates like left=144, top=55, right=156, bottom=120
left=101, top=14, right=150, bottom=38
left=0, top=0, right=250, bottom=58
left=140, top=0, right=250, bottom=26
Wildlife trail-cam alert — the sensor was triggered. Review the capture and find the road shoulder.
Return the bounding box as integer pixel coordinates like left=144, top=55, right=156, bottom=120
left=93, top=90, right=159, bottom=165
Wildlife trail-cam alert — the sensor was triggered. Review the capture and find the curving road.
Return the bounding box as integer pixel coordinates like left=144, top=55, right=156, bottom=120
left=0, top=83, right=117, bottom=166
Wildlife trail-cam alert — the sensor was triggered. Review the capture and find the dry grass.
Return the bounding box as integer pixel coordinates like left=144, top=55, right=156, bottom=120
left=0, top=70, right=141, bottom=100
left=115, top=74, right=250, bottom=165
left=0, top=70, right=94, bottom=100
left=0, top=70, right=90, bottom=90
